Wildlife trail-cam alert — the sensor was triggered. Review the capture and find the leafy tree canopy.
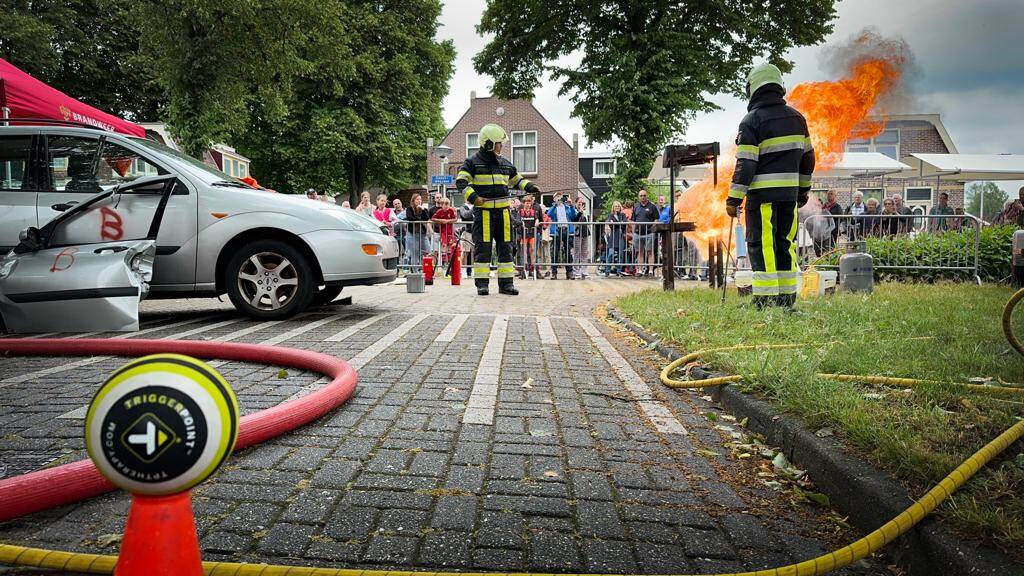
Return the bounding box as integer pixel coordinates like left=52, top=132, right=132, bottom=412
left=966, top=181, right=1009, bottom=222
left=137, top=0, right=453, bottom=198
left=1, top=0, right=164, bottom=121
left=474, top=0, right=837, bottom=205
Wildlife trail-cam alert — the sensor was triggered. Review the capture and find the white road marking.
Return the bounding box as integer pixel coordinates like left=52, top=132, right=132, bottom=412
left=463, top=315, right=508, bottom=426
left=1, top=317, right=244, bottom=388
left=347, top=314, right=428, bottom=370
left=435, top=314, right=469, bottom=343
left=55, top=315, right=330, bottom=418
left=205, top=314, right=340, bottom=368
left=536, top=317, right=558, bottom=345
left=577, top=318, right=687, bottom=435
left=325, top=314, right=389, bottom=342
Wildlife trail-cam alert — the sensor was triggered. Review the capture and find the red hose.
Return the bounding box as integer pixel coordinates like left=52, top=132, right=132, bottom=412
left=0, top=338, right=358, bottom=522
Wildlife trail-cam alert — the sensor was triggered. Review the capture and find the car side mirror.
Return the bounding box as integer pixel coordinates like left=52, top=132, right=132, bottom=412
left=17, top=227, right=41, bottom=252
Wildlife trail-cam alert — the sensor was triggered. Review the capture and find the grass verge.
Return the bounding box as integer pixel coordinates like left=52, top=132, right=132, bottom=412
left=615, top=282, right=1024, bottom=559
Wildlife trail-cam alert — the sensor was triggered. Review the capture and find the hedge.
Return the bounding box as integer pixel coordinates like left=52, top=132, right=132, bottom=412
left=815, top=225, right=1015, bottom=283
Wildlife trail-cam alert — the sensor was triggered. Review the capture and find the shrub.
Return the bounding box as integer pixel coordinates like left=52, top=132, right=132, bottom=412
left=816, top=225, right=1014, bottom=283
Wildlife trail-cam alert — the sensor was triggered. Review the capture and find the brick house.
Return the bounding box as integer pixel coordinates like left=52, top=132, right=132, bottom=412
left=427, top=93, right=583, bottom=207
left=812, top=114, right=962, bottom=215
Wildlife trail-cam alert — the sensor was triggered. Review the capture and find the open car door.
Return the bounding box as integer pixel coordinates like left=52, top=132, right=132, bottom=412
left=0, top=175, right=176, bottom=333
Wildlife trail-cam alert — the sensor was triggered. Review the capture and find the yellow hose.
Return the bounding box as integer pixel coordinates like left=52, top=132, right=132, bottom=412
left=2, top=292, right=1024, bottom=576
left=3, top=415, right=1022, bottom=576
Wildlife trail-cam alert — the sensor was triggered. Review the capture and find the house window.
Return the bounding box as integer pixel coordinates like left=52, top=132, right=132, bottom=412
left=593, top=158, right=616, bottom=178
left=239, top=162, right=248, bottom=178
left=905, top=187, right=932, bottom=202
left=466, top=133, right=479, bottom=158
left=512, top=131, right=537, bottom=174
left=846, top=129, right=900, bottom=160
left=223, top=157, right=235, bottom=177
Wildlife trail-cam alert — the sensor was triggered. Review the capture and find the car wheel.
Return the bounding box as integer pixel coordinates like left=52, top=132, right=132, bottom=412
left=312, top=285, right=344, bottom=306
left=225, top=240, right=315, bottom=319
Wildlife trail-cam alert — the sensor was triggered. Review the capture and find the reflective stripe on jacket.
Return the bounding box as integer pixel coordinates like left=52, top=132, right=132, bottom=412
left=456, top=149, right=533, bottom=205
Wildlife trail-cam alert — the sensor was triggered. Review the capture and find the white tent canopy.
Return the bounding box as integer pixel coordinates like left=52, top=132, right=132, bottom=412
left=815, top=152, right=913, bottom=179
left=904, top=154, right=1024, bottom=181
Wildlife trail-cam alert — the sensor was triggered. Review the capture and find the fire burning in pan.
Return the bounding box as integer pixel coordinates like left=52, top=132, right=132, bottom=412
left=676, top=29, right=914, bottom=252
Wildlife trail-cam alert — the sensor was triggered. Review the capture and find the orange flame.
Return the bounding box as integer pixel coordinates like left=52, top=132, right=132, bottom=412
left=676, top=40, right=907, bottom=254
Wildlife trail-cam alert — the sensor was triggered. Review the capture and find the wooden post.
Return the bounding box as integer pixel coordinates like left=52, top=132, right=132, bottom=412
left=708, top=239, right=717, bottom=289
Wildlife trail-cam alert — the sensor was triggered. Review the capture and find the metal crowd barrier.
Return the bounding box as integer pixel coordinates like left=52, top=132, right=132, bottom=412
left=798, top=212, right=981, bottom=281
left=388, top=219, right=709, bottom=280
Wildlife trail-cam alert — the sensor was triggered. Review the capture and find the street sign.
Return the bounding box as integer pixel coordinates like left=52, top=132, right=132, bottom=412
left=85, top=353, right=239, bottom=495
left=431, top=175, right=454, bottom=186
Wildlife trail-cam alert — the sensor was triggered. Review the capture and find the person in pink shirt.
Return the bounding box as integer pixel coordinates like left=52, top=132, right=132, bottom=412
left=372, top=194, right=397, bottom=235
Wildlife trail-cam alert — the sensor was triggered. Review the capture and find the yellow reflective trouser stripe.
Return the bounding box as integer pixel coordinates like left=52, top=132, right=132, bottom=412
left=482, top=210, right=491, bottom=242
left=473, top=264, right=490, bottom=275
left=503, top=209, right=511, bottom=240
left=760, top=203, right=776, bottom=274
left=497, top=262, right=515, bottom=278
left=787, top=204, right=799, bottom=277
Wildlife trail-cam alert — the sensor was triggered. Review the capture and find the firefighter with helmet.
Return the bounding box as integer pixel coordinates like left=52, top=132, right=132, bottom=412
left=457, top=123, right=539, bottom=295
left=725, top=63, right=815, bottom=309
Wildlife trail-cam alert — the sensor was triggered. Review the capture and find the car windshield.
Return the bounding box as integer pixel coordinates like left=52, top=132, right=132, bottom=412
left=129, top=137, right=250, bottom=187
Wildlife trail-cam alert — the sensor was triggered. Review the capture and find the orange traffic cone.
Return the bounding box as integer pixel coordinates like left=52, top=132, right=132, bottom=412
left=115, top=491, right=203, bottom=576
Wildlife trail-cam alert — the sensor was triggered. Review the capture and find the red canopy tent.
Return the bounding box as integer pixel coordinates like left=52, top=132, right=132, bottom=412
left=0, top=58, right=145, bottom=137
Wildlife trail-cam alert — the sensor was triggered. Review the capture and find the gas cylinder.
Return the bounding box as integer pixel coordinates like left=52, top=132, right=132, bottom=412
left=423, top=255, right=434, bottom=285
left=839, top=241, right=873, bottom=293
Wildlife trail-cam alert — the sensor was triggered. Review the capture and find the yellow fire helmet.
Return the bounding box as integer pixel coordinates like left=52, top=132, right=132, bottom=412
left=746, top=63, right=785, bottom=98
left=479, top=123, right=507, bottom=151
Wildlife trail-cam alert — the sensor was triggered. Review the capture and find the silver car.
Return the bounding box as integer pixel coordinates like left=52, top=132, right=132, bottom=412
left=0, top=124, right=399, bottom=321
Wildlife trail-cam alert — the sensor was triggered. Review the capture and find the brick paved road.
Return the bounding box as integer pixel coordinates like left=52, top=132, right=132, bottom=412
left=0, top=278, right=890, bottom=574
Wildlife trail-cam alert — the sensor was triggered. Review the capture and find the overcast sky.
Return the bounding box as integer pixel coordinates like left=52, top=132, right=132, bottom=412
left=437, top=0, right=1024, bottom=195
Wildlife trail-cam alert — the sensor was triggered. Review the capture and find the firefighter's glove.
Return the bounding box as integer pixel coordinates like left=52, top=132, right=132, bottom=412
left=725, top=198, right=742, bottom=218
left=526, top=183, right=540, bottom=194
left=798, top=191, right=809, bottom=207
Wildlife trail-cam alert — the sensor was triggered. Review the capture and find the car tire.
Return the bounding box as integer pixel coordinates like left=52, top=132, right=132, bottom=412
left=312, top=285, right=344, bottom=306
left=225, top=239, right=315, bottom=320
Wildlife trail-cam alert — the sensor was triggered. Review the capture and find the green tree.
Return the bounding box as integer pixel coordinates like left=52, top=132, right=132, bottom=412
left=136, top=0, right=325, bottom=157
left=474, top=1, right=837, bottom=207
left=139, top=0, right=453, bottom=198
left=966, top=182, right=1009, bottom=222
left=1, top=0, right=164, bottom=121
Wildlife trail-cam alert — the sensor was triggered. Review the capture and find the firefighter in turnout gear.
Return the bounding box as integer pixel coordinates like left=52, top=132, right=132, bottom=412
left=726, top=63, right=815, bottom=309
left=457, top=124, right=539, bottom=296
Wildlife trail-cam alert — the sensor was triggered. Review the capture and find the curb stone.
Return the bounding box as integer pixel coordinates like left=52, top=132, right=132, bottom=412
left=605, top=305, right=1021, bottom=576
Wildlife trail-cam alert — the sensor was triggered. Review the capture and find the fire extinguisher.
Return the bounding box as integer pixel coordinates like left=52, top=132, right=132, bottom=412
left=451, top=242, right=461, bottom=286
left=423, top=255, right=434, bottom=285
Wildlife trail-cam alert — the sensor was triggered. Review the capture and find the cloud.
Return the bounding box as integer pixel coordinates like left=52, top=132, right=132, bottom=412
left=437, top=0, right=1023, bottom=162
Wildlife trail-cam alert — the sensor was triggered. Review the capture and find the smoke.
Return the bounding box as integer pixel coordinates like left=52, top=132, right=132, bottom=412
left=818, top=27, right=920, bottom=115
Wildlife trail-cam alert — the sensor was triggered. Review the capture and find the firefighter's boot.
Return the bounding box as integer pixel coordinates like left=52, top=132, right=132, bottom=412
left=498, top=280, right=518, bottom=296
